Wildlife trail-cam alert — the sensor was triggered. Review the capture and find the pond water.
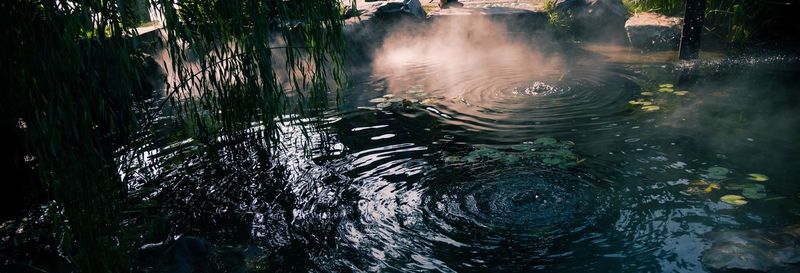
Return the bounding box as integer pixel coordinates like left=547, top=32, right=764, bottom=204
left=134, top=34, right=800, bottom=272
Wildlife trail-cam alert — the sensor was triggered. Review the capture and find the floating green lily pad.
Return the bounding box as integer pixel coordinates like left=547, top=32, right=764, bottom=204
left=501, top=154, right=521, bottom=164
left=747, top=173, right=769, bottom=182
left=707, top=167, right=729, bottom=177
left=674, top=91, right=689, bottom=96
left=534, top=137, right=557, bottom=145
left=742, top=187, right=767, bottom=199
left=658, top=88, right=674, bottom=93
left=369, top=97, right=388, bottom=103
left=721, top=195, right=748, bottom=205
left=641, top=105, right=660, bottom=112
left=659, top=84, right=674, bottom=88
left=640, top=91, right=654, bottom=96
left=542, top=157, right=562, bottom=165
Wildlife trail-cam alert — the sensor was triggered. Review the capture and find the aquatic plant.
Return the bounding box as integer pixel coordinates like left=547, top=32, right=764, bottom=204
left=2, top=0, right=347, bottom=272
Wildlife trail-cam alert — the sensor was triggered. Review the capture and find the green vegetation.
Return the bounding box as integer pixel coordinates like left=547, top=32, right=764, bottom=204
left=543, top=0, right=576, bottom=38
left=623, top=0, right=769, bottom=43
left=1, top=0, right=346, bottom=272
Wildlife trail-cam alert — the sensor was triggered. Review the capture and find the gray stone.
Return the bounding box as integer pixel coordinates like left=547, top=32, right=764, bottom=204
left=343, top=0, right=427, bottom=62
left=552, top=0, right=629, bottom=42
left=702, top=226, right=800, bottom=272
left=624, top=12, right=683, bottom=51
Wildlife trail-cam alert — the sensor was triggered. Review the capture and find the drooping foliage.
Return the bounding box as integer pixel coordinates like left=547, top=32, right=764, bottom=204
left=623, top=0, right=797, bottom=43
left=0, top=0, right=346, bottom=272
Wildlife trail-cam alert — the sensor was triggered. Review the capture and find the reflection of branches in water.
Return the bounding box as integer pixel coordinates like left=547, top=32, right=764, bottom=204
left=2, top=0, right=347, bottom=271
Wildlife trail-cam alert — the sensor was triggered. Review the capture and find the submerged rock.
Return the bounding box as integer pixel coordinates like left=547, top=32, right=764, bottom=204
left=624, top=12, right=683, bottom=51
left=702, top=225, right=800, bottom=272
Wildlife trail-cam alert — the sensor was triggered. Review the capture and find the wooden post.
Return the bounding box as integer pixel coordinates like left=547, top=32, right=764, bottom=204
left=678, top=0, right=705, bottom=60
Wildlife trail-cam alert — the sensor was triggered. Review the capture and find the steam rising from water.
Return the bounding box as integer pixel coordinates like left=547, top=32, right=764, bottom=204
left=372, top=16, right=565, bottom=99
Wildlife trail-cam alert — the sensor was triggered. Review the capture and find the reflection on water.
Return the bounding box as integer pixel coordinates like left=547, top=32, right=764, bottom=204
left=132, top=33, right=800, bottom=272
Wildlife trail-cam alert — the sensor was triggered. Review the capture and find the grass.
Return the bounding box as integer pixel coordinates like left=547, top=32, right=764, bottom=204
left=623, top=0, right=770, bottom=43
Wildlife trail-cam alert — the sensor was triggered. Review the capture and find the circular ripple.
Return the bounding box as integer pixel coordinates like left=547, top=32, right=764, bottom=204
left=425, top=167, right=607, bottom=240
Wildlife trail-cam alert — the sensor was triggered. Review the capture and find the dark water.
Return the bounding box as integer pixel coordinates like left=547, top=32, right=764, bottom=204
left=134, top=45, right=800, bottom=272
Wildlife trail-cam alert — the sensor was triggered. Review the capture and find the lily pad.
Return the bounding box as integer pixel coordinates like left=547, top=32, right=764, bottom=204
left=501, top=154, right=521, bottom=164
left=542, top=157, right=562, bottom=165
left=369, top=97, right=388, bottom=103
left=707, top=167, right=730, bottom=177
left=468, top=147, right=502, bottom=160
left=641, top=105, right=660, bottom=112
left=640, top=91, right=654, bottom=96
left=674, top=91, right=689, bottom=96
left=742, top=187, right=767, bottom=199
left=746, top=173, right=769, bottom=182
left=720, top=195, right=748, bottom=205
left=704, top=183, right=721, bottom=193
left=658, top=88, right=674, bottom=93
left=659, top=83, right=674, bottom=88
left=533, top=137, right=557, bottom=146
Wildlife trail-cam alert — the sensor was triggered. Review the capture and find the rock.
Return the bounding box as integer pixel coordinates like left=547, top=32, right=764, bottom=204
left=702, top=226, right=800, bottom=272
left=343, top=0, right=427, bottom=62
left=552, top=0, right=629, bottom=42
left=624, top=12, right=683, bottom=51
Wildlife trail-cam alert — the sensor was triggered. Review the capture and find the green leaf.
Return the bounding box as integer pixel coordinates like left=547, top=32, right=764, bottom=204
left=674, top=91, right=689, bottom=96
left=659, top=83, right=674, bottom=88
left=511, top=144, right=533, bottom=151
left=658, top=88, right=674, bottom=93
left=746, top=173, right=769, bottom=182
left=721, top=195, right=748, bottom=205
left=640, top=91, right=654, bottom=96
left=742, top=187, right=767, bottom=199
left=641, top=105, right=660, bottom=112
left=707, top=167, right=730, bottom=176
left=534, top=137, right=557, bottom=145
left=542, top=157, right=562, bottom=165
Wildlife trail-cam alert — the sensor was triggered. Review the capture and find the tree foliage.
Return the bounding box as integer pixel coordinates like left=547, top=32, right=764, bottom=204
left=1, top=0, right=346, bottom=271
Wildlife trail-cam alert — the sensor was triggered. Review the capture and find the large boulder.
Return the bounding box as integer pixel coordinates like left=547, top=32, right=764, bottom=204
left=553, top=0, right=629, bottom=42
left=624, top=12, right=683, bottom=51
left=702, top=225, right=800, bottom=272
left=343, top=0, right=427, bottom=62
